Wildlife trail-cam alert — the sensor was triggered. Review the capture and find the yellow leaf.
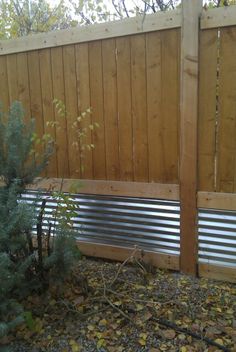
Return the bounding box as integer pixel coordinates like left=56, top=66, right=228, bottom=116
left=72, top=344, right=80, bottom=352
left=87, top=325, right=95, bottom=331
left=138, top=338, right=146, bottom=346
left=214, top=338, right=224, bottom=345
left=97, top=339, right=105, bottom=348
left=215, top=307, right=222, bottom=313
left=180, top=347, right=187, bottom=352
left=136, top=304, right=144, bottom=311
left=139, top=332, right=148, bottom=340
left=99, top=319, right=107, bottom=326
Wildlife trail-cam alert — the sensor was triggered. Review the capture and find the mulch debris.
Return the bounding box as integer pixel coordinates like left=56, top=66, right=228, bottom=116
left=3, top=255, right=236, bottom=352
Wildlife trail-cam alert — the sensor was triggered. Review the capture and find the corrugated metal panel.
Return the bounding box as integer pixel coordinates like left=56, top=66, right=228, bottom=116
left=21, top=191, right=180, bottom=256
left=198, top=208, right=236, bottom=267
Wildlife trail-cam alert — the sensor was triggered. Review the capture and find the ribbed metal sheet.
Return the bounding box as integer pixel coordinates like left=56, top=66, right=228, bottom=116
left=198, top=208, right=236, bottom=267
left=21, top=191, right=180, bottom=256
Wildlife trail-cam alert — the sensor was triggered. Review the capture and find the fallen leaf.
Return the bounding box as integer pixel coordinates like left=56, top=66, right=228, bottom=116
left=162, top=329, right=176, bottom=339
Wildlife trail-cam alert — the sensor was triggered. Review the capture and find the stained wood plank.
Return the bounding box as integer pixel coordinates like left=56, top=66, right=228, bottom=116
left=16, top=52, right=31, bottom=122
left=201, top=5, right=236, bottom=30
left=78, top=242, right=179, bottom=271
left=198, top=29, right=218, bottom=192
left=39, top=49, right=58, bottom=177
left=217, top=27, right=236, bottom=193
left=131, top=34, right=148, bottom=182
left=30, top=177, right=180, bottom=200
left=0, top=10, right=182, bottom=55
left=198, top=191, right=236, bottom=211
left=51, top=47, right=69, bottom=178
left=0, top=56, right=9, bottom=111
left=199, top=263, right=236, bottom=283
left=6, top=54, right=18, bottom=103
left=88, top=41, right=106, bottom=180
left=161, top=29, right=180, bottom=183
left=63, top=45, right=80, bottom=178
left=75, top=43, right=93, bottom=179
left=180, top=0, right=202, bottom=275
left=116, top=37, right=133, bottom=181
left=27, top=51, right=45, bottom=174
left=102, top=38, right=120, bottom=180
left=146, top=31, right=162, bottom=182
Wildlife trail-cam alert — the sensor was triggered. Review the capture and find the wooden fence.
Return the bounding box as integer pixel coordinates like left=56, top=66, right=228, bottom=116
left=0, top=0, right=236, bottom=282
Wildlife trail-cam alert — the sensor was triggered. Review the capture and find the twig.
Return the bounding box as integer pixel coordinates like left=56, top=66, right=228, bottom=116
left=100, top=269, right=136, bottom=325
left=152, top=317, right=230, bottom=352
left=110, top=246, right=139, bottom=286
left=104, top=296, right=134, bottom=324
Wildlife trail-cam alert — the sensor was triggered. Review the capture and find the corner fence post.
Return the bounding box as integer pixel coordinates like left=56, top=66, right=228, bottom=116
left=180, top=0, right=202, bottom=275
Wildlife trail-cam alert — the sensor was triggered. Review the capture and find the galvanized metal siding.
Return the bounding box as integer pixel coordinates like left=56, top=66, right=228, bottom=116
left=198, top=208, right=236, bottom=267
left=22, top=191, right=180, bottom=256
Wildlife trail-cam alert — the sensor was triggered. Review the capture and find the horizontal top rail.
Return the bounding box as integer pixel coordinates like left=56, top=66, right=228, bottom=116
left=0, top=9, right=181, bottom=55
left=201, top=5, right=236, bottom=29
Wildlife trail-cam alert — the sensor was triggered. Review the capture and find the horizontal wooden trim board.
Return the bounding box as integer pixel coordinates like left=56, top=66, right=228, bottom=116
left=201, top=5, right=236, bottom=29
left=198, top=263, right=236, bottom=283
left=198, top=191, right=236, bottom=210
left=77, top=241, right=180, bottom=271
left=28, top=178, right=180, bottom=200
left=0, top=10, right=181, bottom=55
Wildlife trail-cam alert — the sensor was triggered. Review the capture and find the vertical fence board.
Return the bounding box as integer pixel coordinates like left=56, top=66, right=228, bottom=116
left=63, top=45, right=80, bottom=178
left=217, top=27, right=236, bottom=193
left=75, top=43, right=93, bottom=180
left=89, top=41, right=106, bottom=180
left=6, top=54, right=18, bottom=103
left=162, top=29, right=180, bottom=183
left=131, top=34, right=148, bottom=182
left=198, top=29, right=218, bottom=192
left=102, top=39, right=120, bottom=181
left=16, top=52, right=31, bottom=122
left=27, top=51, right=45, bottom=172
left=146, top=31, right=162, bottom=182
left=180, top=0, right=202, bottom=275
left=39, top=49, right=58, bottom=177
left=51, top=47, right=69, bottom=178
left=116, top=37, right=133, bottom=181
left=0, top=56, right=9, bottom=110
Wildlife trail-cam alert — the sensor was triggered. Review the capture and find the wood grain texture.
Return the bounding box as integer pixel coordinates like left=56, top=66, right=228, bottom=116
left=102, top=39, right=120, bottom=181
left=0, top=56, right=9, bottom=110
left=0, top=10, right=182, bottom=55
left=51, top=46, right=69, bottom=178
left=198, top=29, right=218, bottom=192
left=27, top=50, right=45, bottom=172
left=78, top=241, right=179, bottom=270
left=199, top=263, right=236, bottom=283
left=198, top=191, right=236, bottom=211
left=116, top=36, right=133, bottom=181
left=30, top=178, right=180, bottom=200
left=180, top=0, right=202, bottom=275
left=201, top=5, right=236, bottom=30
left=88, top=41, right=106, bottom=180
left=63, top=45, right=80, bottom=178
left=131, top=34, right=148, bottom=182
left=146, top=31, right=162, bottom=182
left=75, top=43, right=93, bottom=179
left=161, top=29, right=180, bottom=183
left=39, top=49, right=58, bottom=177
left=217, top=27, right=236, bottom=193
left=16, top=52, right=31, bottom=122
left=6, top=54, right=18, bottom=103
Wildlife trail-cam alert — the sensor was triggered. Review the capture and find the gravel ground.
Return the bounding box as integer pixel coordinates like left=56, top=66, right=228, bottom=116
left=4, top=257, right=236, bottom=352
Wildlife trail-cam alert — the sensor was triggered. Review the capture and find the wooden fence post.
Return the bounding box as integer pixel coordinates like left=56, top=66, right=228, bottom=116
left=180, top=0, right=202, bottom=275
